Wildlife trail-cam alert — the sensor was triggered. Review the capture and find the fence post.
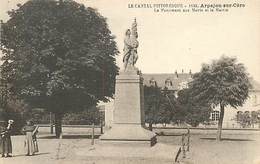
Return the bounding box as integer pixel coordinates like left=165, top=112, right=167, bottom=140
left=187, top=128, right=190, bottom=152
left=182, top=134, right=186, bottom=158
left=91, top=123, right=95, bottom=145
left=50, top=112, right=54, bottom=134
left=100, top=119, right=103, bottom=134
left=50, top=124, right=54, bottom=134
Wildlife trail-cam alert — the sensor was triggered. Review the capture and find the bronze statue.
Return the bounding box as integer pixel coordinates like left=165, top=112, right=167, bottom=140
left=123, top=18, right=139, bottom=71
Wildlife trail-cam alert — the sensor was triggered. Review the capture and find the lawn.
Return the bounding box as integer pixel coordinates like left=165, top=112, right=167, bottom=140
left=156, top=128, right=260, bottom=164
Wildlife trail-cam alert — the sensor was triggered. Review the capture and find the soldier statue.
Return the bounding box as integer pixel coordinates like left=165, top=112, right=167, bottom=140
left=123, top=18, right=139, bottom=71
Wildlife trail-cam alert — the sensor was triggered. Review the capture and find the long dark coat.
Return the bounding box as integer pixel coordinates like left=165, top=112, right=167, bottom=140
left=0, top=126, right=12, bottom=154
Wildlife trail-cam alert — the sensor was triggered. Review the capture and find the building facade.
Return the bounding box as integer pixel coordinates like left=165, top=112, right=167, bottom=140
left=142, top=70, right=193, bottom=96
left=211, top=80, right=260, bottom=128
left=100, top=70, right=260, bottom=128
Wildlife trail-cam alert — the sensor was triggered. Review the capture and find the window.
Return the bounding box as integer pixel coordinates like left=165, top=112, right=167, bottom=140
left=211, top=111, right=220, bottom=121
left=236, top=111, right=243, bottom=122
left=149, top=78, right=157, bottom=87
left=165, top=78, right=172, bottom=88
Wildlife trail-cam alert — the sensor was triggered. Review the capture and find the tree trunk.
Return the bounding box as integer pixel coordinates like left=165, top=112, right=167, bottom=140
left=54, top=112, right=63, bottom=138
left=148, top=122, right=153, bottom=131
left=216, top=104, right=225, bottom=141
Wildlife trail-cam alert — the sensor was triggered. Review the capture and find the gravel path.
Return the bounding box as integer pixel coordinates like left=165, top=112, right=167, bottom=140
left=0, top=128, right=259, bottom=164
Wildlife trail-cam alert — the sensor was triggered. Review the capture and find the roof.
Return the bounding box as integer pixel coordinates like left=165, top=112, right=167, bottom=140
left=142, top=73, right=193, bottom=90
left=143, top=73, right=260, bottom=92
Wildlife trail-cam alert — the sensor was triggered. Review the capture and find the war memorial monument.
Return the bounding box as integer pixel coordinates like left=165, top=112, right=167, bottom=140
left=99, top=18, right=156, bottom=146
left=77, top=19, right=180, bottom=162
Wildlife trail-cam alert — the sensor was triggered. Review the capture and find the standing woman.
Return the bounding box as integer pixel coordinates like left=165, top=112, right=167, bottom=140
left=23, top=120, right=39, bottom=156
left=0, top=120, right=14, bottom=158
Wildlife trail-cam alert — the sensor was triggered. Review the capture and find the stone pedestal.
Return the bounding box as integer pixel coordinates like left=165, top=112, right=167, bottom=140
left=100, top=69, right=156, bottom=146
left=76, top=142, right=181, bottom=163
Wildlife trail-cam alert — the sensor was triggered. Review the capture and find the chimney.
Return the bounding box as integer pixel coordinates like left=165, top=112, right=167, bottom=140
left=189, top=69, right=192, bottom=78
left=175, top=70, right=178, bottom=78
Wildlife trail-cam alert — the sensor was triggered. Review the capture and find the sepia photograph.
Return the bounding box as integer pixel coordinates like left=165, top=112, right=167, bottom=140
left=0, top=0, right=259, bottom=163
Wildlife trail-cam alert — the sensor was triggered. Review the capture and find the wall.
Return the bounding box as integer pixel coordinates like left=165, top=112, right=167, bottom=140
left=211, top=90, right=260, bottom=128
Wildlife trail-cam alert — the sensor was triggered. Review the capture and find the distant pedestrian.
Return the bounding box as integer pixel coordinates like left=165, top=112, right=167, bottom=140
left=32, top=125, right=39, bottom=153
left=0, top=120, right=14, bottom=158
left=23, top=120, right=39, bottom=156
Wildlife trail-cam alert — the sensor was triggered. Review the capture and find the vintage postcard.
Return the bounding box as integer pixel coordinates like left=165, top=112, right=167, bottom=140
left=0, top=0, right=259, bottom=164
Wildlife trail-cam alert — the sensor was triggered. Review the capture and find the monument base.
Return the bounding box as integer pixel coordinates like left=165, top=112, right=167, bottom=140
left=99, top=67, right=157, bottom=146
left=99, top=124, right=156, bottom=146
left=76, top=142, right=181, bottom=163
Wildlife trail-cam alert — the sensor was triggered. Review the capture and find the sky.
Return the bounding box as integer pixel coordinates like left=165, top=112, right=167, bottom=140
left=0, top=0, right=260, bottom=81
